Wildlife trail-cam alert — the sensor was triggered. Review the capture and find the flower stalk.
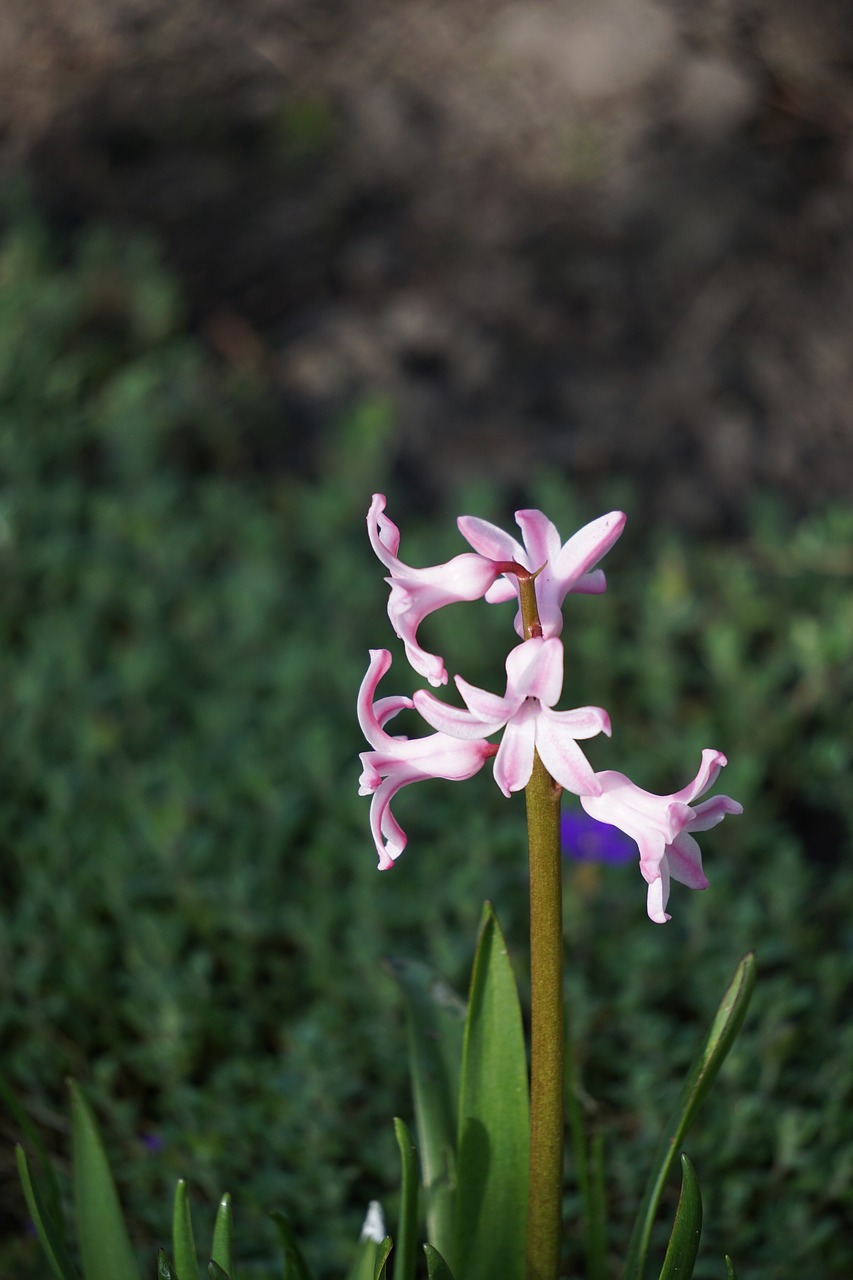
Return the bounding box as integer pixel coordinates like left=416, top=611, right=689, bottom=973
left=518, top=570, right=564, bottom=1280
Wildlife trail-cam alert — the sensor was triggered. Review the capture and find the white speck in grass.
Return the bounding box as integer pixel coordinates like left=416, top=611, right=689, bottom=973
left=360, top=1200, right=385, bottom=1242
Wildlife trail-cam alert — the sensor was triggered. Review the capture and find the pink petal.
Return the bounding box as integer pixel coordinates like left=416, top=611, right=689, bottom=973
left=367, top=494, right=401, bottom=567
left=671, top=749, right=728, bottom=804
left=357, top=650, right=395, bottom=749
left=366, top=737, right=493, bottom=867
left=457, top=514, right=524, bottom=563
left=635, top=826, right=669, bottom=881
left=553, top=511, right=627, bottom=585
left=404, top=734, right=494, bottom=780
left=484, top=579, right=519, bottom=604
left=413, top=688, right=503, bottom=739
left=689, top=795, right=743, bottom=831
left=543, top=704, right=612, bottom=740
left=493, top=708, right=537, bottom=796
left=515, top=510, right=563, bottom=571
left=454, top=676, right=515, bottom=727
left=583, top=771, right=672, bottom=825
left=535, top=721, right=599, bottom=796
left=646, top=867, right=672, bottom=924
left=369, top=775, right=410, bottom=868
left=666, top=832, right=709, bottom=890
left=570, top=569, right=607, bottom=595
left=505, top=636, right=564, bottom=706
left=369, top=498, right=501, bottom=687
left=664, top=800, right=696, bottom=841
left=374, top=694, right=414, bottom=730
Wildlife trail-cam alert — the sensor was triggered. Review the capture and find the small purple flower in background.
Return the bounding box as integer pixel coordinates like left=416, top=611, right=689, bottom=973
left=561, top=811, right=636, bottom=865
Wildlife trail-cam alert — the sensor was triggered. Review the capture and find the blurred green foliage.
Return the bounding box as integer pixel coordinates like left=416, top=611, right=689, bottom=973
left=0, top=202, right=851, bottom=1279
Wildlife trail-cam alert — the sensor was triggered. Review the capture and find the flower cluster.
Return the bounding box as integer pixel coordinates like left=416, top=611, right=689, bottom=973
left=359, top=496, right=741, bottom=922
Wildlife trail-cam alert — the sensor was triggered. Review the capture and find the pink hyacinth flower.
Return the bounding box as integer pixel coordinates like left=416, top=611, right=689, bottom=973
left=367, top=494, right=502, bottom=687
left=358, top=649, right=494, bottom=868
left=580, top=749, right=743, bottom=923
left=413, top=636, right=610, bottom=798
left=457, top=507, right=626, bottom=639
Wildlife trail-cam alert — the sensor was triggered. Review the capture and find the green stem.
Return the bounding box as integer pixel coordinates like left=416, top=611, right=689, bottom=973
left=518, top=573, right=564, bottom=1280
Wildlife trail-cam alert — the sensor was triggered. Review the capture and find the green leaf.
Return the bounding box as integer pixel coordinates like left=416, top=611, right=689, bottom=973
left=423, top=1243, right=456, bottom=1280
left=724, top=1256, right=737, bottom=1280
left=454, top=902, right=529, bottom=1280
left=658, top=1155, right=702, bottom=1280
left=70, top=1081, right=142, bottom=1280
left=3, top=1074, right=65, bottom=1232
left=373, top=1237, right=393, bottom=1280
left=208, top=1264, right=231, bottom=1280
left=393, top=1118, right=419, bottom=1280
left=16, top=1145, right=81, bottom=1280
left=344, top=1231, right=382, bottom=1280
left=158, top=1251, right=179, bottom=1280
left=172, top=1180, right=200, bottom=1280
left=268, top=1210, right=315, bottom=1280
left=388, top=956, right=464, bottom=1261
left=622, top=953, right=756, bottom=1280
left=210, top=1194, right=234, bottom=1277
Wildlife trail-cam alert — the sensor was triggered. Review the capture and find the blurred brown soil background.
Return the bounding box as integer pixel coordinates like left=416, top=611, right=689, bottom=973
left=2, top=0, right=853, bottom=532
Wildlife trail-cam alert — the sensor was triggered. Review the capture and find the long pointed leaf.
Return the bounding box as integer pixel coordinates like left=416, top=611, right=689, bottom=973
left=211, top=1194, right=234, bottom=1277
left=172, top=1180, right=200, bottom=1280
left=268, top=1210, right=315, bottom=1280
left=16, top=1145, right=81, bottom=1280
left=393, top=1118, right=419, bottom=1280
left=70, top=1082, right=142, bottom=1280
left=388, top=957, right=464, bottom=1261
left=658, top=1155, right=702, bottom=1280
left=158, top=1252, right=180, bottom=1280
left=423, top=1243, right=456, bottom=1280
left=373, top=1237, right=393, bottom=1280
left=345, top=1239, right=380, bottom=1280
left=724, top=1256, right=737, bottom=1279
left=454, top=903, right=529, bottom=1280
left=3, top=1074, right=66, bottom=1231
left=622, top=954, right=756, bottom=1280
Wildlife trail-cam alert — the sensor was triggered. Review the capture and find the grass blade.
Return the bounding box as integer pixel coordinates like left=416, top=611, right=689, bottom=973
left=622, top=953, right=756, bottom=1280
left=268, top=1210, right=315, bottom=1280
left=423, top=1243, right=456, bottom=1280
left=172, top=1180, right=200, bottom=1280
left=70, top=1082, right=142, bottom=1280
left=454, top=902, right=529, bottom=1280
left=158, top=1250, right=180, bottom=1280
left=393, top=1118, right=419, bottom=1280
left=388, top=956, right=464, bottom=1262
left=373, top=1237, right=393, bottom=1280
left=16, top=1145, right=81, bottom=1280
left=724, top=1256, right=737, bottom=1279
left=210, top=1194, right=234, bottom=1277
left=2, top=1074, right=65, bottom=1232
left=658, top=1155, right=702, bottom=1280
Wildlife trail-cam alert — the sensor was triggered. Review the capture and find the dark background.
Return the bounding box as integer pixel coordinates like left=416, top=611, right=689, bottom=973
left=2, top=0, right=852, bottom=530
